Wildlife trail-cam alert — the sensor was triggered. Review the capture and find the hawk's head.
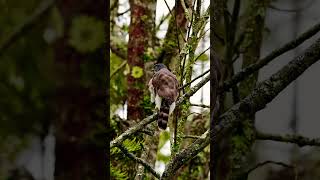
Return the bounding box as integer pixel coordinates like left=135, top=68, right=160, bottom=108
left=153, top=63, right=167, bottom=72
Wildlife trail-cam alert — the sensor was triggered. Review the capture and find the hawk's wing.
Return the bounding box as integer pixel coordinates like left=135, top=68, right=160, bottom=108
left=151, top=68, right=179, bottom=102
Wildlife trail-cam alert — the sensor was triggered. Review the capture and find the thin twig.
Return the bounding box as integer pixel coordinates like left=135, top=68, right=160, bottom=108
left=190, top=103, right=209, bottom=108
left=156, top=12, right=171, bottom=31
left=117, top=144, right=160, bottom=179
left=179, top=69, right=209, bottom=90
left=194, top=47, right=210, bottom=62
left=110, top=61, right=127, bottom=78
left=117, top=9, right=130, bottom=16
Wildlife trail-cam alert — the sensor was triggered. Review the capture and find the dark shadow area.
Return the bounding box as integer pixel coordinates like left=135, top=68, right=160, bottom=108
left=0, top=0, right=107, bottom=179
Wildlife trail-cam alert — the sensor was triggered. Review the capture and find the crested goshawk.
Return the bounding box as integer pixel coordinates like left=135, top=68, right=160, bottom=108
left=148, top=63, right=179, bottom=130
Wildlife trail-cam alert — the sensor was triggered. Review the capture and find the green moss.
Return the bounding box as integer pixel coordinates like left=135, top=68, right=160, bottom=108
left=141, top=15, right=148, bottom=22
left=131, top=66, right=144, bottom=78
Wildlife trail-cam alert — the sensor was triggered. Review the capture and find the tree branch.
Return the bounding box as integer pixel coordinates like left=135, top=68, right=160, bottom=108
left=160, top=37, right=320, bottom=179
left=0, top=0, right=55, bottom=57
left=177, top=73, right=210, bottom=104
left=117, top=144, right=160, bottom=179
left=256, top=131, right=320, bottom=147
left=110, top=113, right=157, bottom=148
left=182, top=135, right=203, bottom=139
left=110, top=60, right=127, bottom=78
left=179, top=69, right=209, bottom=90
left=117, top=9, right=130, bottom=16
left=190, top=104, right=210, bottom=108
left=221, top=21, right=320, bottom=93
left=156, top=12, right=171, bottom=31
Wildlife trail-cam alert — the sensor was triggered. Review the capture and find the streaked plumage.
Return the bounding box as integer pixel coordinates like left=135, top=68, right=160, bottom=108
left=148, top=64, right=179, bottom=129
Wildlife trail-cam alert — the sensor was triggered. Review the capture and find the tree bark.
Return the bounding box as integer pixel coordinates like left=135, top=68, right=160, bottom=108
left=127, top=0, right=156, bottom=178
left=53, top=0, right=106, bottom=179
left=127, top=0, right=156, bottom=122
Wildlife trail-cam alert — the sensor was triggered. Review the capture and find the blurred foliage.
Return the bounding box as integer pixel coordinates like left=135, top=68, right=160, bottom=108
left=0, top=0, right=106, bottom=178
left=69, top=15, right=105, bottom=53
left=111, top=137, right=144, bottom=180
left=157, top=131, right=170, bottom=163
left=110, top=52, right=127, bottom=118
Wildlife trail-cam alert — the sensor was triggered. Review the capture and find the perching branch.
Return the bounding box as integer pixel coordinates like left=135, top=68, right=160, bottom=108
left=0, top=0, right=55, bottom=57
left=110, top=113, right=157, bottom=148
left=221, top=21, right=320, bottom=93
left=110, top=73, right=210, bottom=149
left=161, top=37, right=320, bottom=179
left=117, top=144, right=160, bottom=179
left=257, top=131, right=320, bottom=147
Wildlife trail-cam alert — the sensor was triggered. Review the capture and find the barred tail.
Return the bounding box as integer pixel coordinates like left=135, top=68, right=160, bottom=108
left=157, top=98, right=173, bottom=130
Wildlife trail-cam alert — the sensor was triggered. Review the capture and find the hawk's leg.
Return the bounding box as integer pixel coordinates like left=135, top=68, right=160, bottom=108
left=169, top=102, right=176, bottom=115
left=148, top=84, right=155, bottom=103
left=155, top=94, right=162, bottom=111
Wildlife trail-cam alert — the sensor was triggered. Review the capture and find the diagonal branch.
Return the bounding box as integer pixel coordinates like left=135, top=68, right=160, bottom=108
left=160, top=37, right=320, bottom=179
left=221, top=21, right=320, bottom=93
left=190, top=103, right=209, bottom=108
left=110, top=113, right=157, bottom=148
left=110, top=60, right=127, bottom=78
left=117, top=144, right=161, bottom=179
left=179, top=69, right=209, bottom=90
left=0, top=0, right=55, bottom=57
left=256, top=131, right=320, bottom=147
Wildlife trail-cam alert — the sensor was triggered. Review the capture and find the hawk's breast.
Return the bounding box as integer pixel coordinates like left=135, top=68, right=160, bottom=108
left=151, top=69, right=178, bottom=101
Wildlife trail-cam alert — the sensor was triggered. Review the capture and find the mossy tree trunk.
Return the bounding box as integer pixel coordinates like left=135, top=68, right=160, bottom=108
left=127, top=0, right=157, bottom=178
left=212, top=0, right=269, bottom=179
left=232, top=1, right=269, bottom=179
